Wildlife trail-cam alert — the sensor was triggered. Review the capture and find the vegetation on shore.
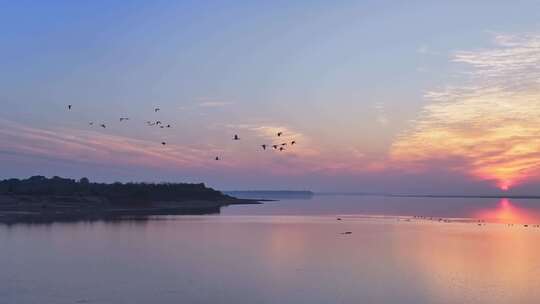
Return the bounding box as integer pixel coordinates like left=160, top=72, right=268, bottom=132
left=0, top=176, right=236, bottom=203
left=0, top=176, right=258, bottom=223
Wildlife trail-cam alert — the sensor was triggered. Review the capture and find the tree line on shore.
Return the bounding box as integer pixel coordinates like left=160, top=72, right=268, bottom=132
left=0, top=176, right=231, bottom=203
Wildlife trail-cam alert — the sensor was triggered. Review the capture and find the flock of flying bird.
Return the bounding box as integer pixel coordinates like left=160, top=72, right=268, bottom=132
left=67, top=104, right=298, bottom=161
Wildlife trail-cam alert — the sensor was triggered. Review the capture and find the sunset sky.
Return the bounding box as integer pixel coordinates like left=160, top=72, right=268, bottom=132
left=1, top=1, right=540, bottom=193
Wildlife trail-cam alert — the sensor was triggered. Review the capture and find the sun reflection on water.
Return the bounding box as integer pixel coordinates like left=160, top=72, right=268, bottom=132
left=475, top=199, right=540, bottom=224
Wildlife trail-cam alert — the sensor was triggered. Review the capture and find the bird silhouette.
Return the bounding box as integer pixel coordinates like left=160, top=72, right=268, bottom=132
left=272, top=145, right=278, bottom=149
left=215, top=156, right=220, bottom=161
left=234, top=134, right=240, bottom=140
left=166, top=124, right=171, bottom=128
left=89, top=122, right=94, bottom=126
left=261, top=144, right=267, bottom=150
left=277, top=132, right=283, bottom=137
left=156, top=121, right=162, bottom=125
left=119, top=117, right=129, bottom=122
left=161, top=142, right=166, bottom=146
left=155, top=108, right=160, bottom=112
left=279, top=147, right=285, bottom=151
left=281, top=143, right=287, bottom=146
left=100, top=124, right=106, bottom=128
left=67, top=105, right=72, bottom=110
left=291, top=141, right=296, bottom=145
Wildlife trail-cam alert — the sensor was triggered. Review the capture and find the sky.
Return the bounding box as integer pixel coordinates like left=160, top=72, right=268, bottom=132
left=1, top=1, right=540, bottom=193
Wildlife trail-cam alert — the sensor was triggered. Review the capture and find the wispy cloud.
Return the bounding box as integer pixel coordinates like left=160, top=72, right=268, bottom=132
left=391, top=34, right=540, bottom=190
left=217, top=122, right=356, bottom=174
left=417, top=44, right=440, bottom=55
left=0, top=119, right=222, bottom=171
left=373, top=102, right=389, bottom=126
left=199, top=101, right=235, bottom=107
left=197, top=98, right=235, bottom=108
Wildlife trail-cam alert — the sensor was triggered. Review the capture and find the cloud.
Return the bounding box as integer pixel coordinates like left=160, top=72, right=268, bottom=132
left=199, top=101, right=234, bottom=107
left=373, top=102, right=389, bottom=126
left=0, top=119, right=222, bottom=171
left=197, top=99, right=235, bottom=107
left=217, top=122, right=359, bottom=174
left=417, top=45, right=440, bottom=55
left=391, top=34, right=540, bottom=190
left=0, top=118, right=349, bottom=178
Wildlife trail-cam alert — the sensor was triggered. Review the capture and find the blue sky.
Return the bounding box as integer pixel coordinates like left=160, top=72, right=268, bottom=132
left=1, top=1, right=540, bottom=193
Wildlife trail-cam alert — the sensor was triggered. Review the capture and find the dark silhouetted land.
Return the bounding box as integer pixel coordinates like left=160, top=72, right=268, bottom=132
left=0, top=176, right=259, bottom=224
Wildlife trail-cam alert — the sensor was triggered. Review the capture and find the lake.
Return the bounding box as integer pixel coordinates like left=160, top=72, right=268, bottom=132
left=2, top=195, right=540, bottom=303
left=224, top=194, right=540, bottom=224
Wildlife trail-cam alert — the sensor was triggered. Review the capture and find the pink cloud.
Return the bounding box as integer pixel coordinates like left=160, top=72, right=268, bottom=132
left=0, top=119, right=221, bottom=171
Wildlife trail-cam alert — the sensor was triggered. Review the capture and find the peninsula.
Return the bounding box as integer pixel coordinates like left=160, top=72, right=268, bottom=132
left=0, top=176, right=259, bottom=224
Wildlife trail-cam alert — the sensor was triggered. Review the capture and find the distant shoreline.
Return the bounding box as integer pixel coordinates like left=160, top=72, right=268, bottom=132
left=316, top=193, right=540, bottom=200
left=224, top=191, right=314, bottom=200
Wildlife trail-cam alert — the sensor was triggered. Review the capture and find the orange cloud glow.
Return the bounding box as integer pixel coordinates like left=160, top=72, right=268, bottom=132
left=390, top=34, right=540, bottom=189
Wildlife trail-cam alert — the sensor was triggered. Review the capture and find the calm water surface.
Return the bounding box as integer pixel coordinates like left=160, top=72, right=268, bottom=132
left=2, top=195, right=540, bottom=304
left=224, top=194, right=540, bottom=224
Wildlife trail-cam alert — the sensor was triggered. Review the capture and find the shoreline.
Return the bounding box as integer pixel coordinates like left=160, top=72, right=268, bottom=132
left=0, top=194, right=260, bottom=224
left=316, top=193, right=540, bottom=200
